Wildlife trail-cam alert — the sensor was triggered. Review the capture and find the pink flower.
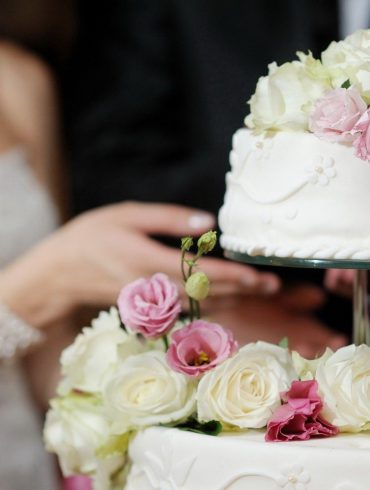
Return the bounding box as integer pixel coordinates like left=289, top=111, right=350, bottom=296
left=166, top=320, right=238, bottom=377
left=117, top=273, right=181, bottom=338
left=265, top=380, right=338, bottom=442
left=353, top=108, right=370, bottom=161
left=62, top=476, right=92, bottom=490
left=309, top=87, right=367, bottom=142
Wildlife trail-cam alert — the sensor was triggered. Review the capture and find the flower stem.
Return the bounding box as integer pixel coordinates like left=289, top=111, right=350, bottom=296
left=163, top=335, right=169, bottom=351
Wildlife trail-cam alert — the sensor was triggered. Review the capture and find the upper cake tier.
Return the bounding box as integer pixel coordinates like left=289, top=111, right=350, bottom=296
left=219, top=128, right=370, bottom=260
left=220, top=29, right=370, bottom=261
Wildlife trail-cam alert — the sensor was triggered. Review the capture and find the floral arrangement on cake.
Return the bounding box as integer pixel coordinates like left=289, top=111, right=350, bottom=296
left=245, top=29, right=370, bottom=162
left=44, top=232, right=370, bottom=490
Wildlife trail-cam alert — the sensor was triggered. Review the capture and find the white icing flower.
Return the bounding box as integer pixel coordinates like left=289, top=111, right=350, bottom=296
left=104, top=351, right=197, bottom=433
left=305, top=156, right=336, bottom=186
left=316, top=344, right=370, bottom=432
left=60, top=307, right=147, bottom=394
left=44, top=394, right=126, bottom=479
left=197, top=341, right=297, bottom=429
left=246, top=53, right=330, bottom=131
left=322, top=30, right=370, bottom=102
left=277, top=464, right=310, bottom=490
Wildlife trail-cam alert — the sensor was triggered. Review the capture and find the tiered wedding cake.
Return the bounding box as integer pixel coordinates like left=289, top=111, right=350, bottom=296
left=220, top=30, right=370, bottom=260
left=45, top=30, right=370, bottom=490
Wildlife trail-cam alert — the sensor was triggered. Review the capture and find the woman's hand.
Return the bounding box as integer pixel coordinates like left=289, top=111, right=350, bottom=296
left=0, top=201, right=280, bottom=328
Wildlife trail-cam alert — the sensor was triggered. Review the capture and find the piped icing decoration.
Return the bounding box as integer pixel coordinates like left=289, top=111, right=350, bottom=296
left=305, top=156, right=336, bottom=186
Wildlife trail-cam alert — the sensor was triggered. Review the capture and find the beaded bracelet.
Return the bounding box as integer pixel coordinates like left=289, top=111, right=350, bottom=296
left=0, top=302, right=44, bottom=361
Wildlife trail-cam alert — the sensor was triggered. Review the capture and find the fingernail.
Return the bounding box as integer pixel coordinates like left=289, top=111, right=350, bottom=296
left=262, top=281, right=279, bottom=294
left=188, top=213, right=215, bottom=230
left=240, top=276, right=258, bottom=287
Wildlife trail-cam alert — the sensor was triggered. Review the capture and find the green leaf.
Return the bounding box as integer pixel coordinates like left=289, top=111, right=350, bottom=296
left=185, top=259, right=196, bottom=267
left=341, top=79, right=350, bottom=89
left=174, top=418, right=223, bottom=436
left=278, top=336, right=289, bottom=349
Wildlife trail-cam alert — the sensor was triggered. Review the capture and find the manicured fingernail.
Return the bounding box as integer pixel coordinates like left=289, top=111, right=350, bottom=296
left=263, top=281, right=279, bottom=294
left=240, top=276, right=258, bottom=287
left=188, top=214, right=215, bottom=229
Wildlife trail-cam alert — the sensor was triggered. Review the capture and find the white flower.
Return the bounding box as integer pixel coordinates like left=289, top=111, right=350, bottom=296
left=60, top=307, right=146, bottom=394
left=246, top=54, right=330, bottom=131
left=292, top=347, right=333, bottom=380
left=315, top=344, right=370, bottom=432
left=44, top=394, right=126, bottom=480
left=197, top=341, right=297, bottom=429
left=322, top=29, right=370, bottom=102
left=277, top=464, right=310, bottom=490
left=305, top=156, right=336, bottom=186
left=104, top=350, right=197, bottom=433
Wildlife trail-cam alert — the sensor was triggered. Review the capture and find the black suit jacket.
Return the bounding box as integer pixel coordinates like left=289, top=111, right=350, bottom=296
left=64, top=0, right=338, bottom=216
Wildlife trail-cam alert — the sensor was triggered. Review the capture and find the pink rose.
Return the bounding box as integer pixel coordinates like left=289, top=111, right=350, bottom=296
left=353, top=109, right=370, bottom=162
left=117, top=273, right=181, bottom=338
left=166, top=320, right=238, bottom=377
left=265, top=380, right=338, bottom=442
left=309, top=87, right=367, bottom=142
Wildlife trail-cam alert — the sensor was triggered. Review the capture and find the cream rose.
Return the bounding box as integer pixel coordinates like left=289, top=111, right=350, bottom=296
left=104, top=350, right=197, bottom=433
left=322, top=30, right=370, bottom=102
left=60, top=307, right=146, bottom=394
left=292, top=347, right=333, bottom=380
left=316, top=344, right=370, bottom=432
left=246, top=54, right=330, bottom=131
left=44, top=394, right=126, bottom=479
left=197, top=341, right=296, bottom=429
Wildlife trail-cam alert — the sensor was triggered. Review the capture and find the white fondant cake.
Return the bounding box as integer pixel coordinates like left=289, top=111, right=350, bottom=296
left=219, top=129, right=370, bottom=260
left=126, top=426, right=370, bottom=489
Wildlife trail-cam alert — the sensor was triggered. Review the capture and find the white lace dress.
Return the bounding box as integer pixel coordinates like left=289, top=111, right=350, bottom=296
left=0, top=148, right=60, bottom=490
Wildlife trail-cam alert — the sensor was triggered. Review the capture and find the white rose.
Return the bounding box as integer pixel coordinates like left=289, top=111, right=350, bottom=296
left=197, top=341, right=296, bottom=429
left=322, top=30, right=370, bottom=101
left=93, top=454, right=127, bottom=490
left=316, top=344, right=370, bottom=432
left=44, top=394, right=126, bottom=480
left=104, top=350, right=196, bottom=433
left=246, top=55, right=330, bottom=131
left=60, top=307, right=146, bottom=394
left=292, top=347, right=333, bottom=380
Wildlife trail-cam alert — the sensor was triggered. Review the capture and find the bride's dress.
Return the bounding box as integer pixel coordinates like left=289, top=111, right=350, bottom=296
left=0, top=148, right=60, bottom=489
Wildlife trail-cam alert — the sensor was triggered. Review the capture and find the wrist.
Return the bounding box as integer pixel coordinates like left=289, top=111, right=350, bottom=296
left=0, top=238, right=72, bottom=328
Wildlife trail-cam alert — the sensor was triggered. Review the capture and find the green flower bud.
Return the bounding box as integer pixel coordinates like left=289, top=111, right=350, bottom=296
left=181, top=236, right=194, bottom=251
left=197, top=231, right=217, bottom=255
left=185, top=272, right=210, bottom=301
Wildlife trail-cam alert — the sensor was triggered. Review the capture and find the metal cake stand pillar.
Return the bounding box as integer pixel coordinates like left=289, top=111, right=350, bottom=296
left=353, top=269, right=369, bottom=345
left=224, top=251, right=370, bottom=346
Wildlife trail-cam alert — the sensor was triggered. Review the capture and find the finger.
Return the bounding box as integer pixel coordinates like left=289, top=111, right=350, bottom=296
left=200, top=258, right=281, bottom=295
left=109, top=201, right=215, bottom=236
left=324, top=269, right=354, bottom=298
left=278, top=284, right=326, bottom=312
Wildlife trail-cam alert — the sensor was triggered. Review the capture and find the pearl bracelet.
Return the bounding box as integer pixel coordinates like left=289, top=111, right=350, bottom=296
left=0, top=302, right=44, bottom=361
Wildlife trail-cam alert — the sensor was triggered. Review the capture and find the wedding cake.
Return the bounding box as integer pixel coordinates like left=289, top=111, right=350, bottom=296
left=126, top=427, right=370, bottom=489
left=220, top=30, right=370, bottom=260
left=44, top=31, right=370, bottom=490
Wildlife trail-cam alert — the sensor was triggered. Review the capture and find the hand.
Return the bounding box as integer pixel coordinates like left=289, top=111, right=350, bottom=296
left=204, top=285, right=348, bottom=358
left=324, top=269, right=354, bottom=298
left=0, top=201, right=280, bottom=328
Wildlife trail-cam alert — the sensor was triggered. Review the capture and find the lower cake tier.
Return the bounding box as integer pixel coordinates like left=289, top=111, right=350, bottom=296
left=219, top=129, right=370, bottom=260
left=125, top=426, right=370, bottom=490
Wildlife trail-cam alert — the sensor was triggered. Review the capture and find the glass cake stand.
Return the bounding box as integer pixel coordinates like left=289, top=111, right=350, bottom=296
left=224, top=251, right=370, bottom=346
